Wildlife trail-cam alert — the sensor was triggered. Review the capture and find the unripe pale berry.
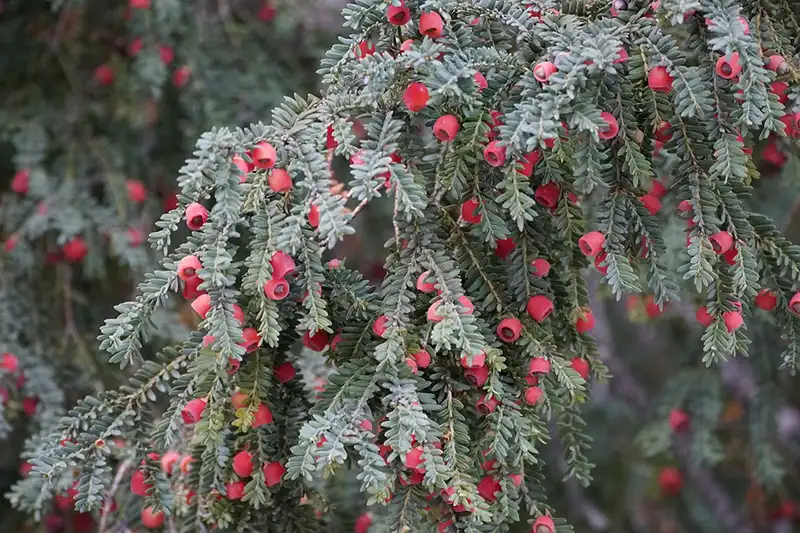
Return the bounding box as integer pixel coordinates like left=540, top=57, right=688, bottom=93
left=578, top=231, right=605, bottom=257
left=126, top=179, right=148, bottom=203
left=141, top=507, right=164, bottom=529
left=524, top=386, right=543, bottom=405
left=533, top=61, right=557, bottom=82
left=461, top=198, right=482, bottom=223
left=387, top=4, right=410, bottom=25
left=434, top=115, right=460, bottom=142
left=526, top=295, right=554, bottom=322
left=177, top=255, right=201, bottom=281
left=252, top=403, right=274, bottom=427
left=715, top=53, right=742, bottom=79
left=403, top=82, right=430, bottom=112
left=185, top=202, right=209, bottom=230
left=476, top=394, right=500, bottom=415
left=710, top=230, right=733, bottom=254
left=669, top=408, right=689, bottom=433
left=419, top=11, right=444, bottom=38
left=268, top=168, right=292, bottom=193
left=181, top=398, right=207, bottom=424
left=252, top=142, right=277, bottom=169
left=534, top=182, right=560, bottom=209
left=575, top=307, right=595, bottom=333
left=416, top=271, right=436, bottom=293
left=598, top=111, right=619, bottom=140
left=264, top=278, right=290, bottom=300
left=531, top=258, right=551, bottom=278
left=302, top=330, right=330, bottom=351
left=648, top=65, right=673, bottom=93
left=263, top=462, right=286, bottom=486
left=483, top=140, right=507, bottom=167
left=570, top=357, right=590, bottom=379
left=497, top=317, right=522, bottom=343
left=464, top=365, right=489, bottom=387
left=755, top=288, right=777, bottom=311
left=232, top=450, right=253, bottom=477
left=274, top=362, right=296, bottom=383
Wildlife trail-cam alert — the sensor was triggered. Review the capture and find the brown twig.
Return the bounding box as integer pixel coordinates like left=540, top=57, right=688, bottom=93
left=98, top=458, right=134, bottom=533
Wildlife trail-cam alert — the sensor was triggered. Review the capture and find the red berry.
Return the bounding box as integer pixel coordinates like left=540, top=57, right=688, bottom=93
left=461, top=198, right=482, bottom=223
left=458, top=295, right=474, bottom=315
left=696, top=306, right=714, bottom=327
left=529, top=358, right=551, bottom=375
left=11, top=169, right=30, bottom=195
left=232, top=450, right=253, bottom=477
left=476, top=475, right=501, bottom=501
left=495, top=238, right=515, bottom=259
left=427, top=301, right=444, bottom=322
left=62, top=237, right=88, bottom=263
left=399, top=39, right=414, bottom=53
left=483, top=140, right=507, bottom=167
left=240, top=328, right=261, bottom=353
left=658, top=467, right=683, bottom=496
left=181, top=398, right=207, bottom=424
left=182, top=276, right=203, bottom=300
left=94, top=65, right=114, bottom=87
left=518, top=150, right=541, bottom=177
left=268, top=168, right=292, bottom=193
left=354, top=41, right=376, bottom=59
left=767, top=54, right=788, bottom=74
left=419, top=11, right=444, bottom=38
left=373, top=315, right=390, bottom=337
left=715, top=53, right=742, bottom=79
left=355, top=513, right=372, bottom=533
left=464, top=365, right=489, bottom=387
left=533, top=61, right=557, bottom=82
left=461, top=352, right=486, bottom=368
left=532, top=515, right=555, bottom=533
left=677, top=199, right=692, bottom=212
left=570, top=357, right=590, bottom=379
left=531, top=258, right=550, bottom=278
left=710, top=231, right=733, bottom=254
left=233, top=304, right=246, bottom=325
left=173, top=66, right=191, bottom=88
left=130, top=0, right=150, bottom=8
left=403, top=82, right=430, bottom=113
left=4, top=234, right=18, bottom=253
left=159, top=46, right=174, bottom=65
left=578, top=231, right=605, bottom=257
left=185, top=202, right=209, bottom=230
left=434, top=115, right=460, bottom=142
left=615, top=47, right=629, bottom=63
left=416, top=271, right=436, bottom=293
left=476, top=394, right=501, bottom=415
left=252, top=142, right=277, bottom=169
left=264, top=278, right=290, bottom=300
left=231, top=392, right=248, bottom=410
left=22, top=397, right=38, bottom=416
left=755, top=288, right=777, bottom=311
left=263, top=461, right=285, bottom=486
left=141, top=507, right=164, bottom=529
left=225, top=481, right=245, bottom=500
left=534, top=182, right=560, bottom=209
left=303, top=330, right=330, bottom=351
left=524, top=386, right=543, bottom=405
left=648, top=65, right=673, bottom=93
left=270, top=250, right=296, bottom=279
left=130, top=470, right=151, bottom=496
left=258, top=2, right=277, bottom=22
left=575, top=307, right=595, bottom=333
left=723, top=310, right=744, bottom=333
left=387, top=4, right=410, bottom=25
left=160, top=451, right=180, bottom=475
left=412, top=350, right=431, bottom=368
left=191, top=294, right=211, bottom=318
left=474, top=72, right=488, bottom=90
left=598, top=111, right=619, bottom=140
left=640, top=193, right=662, bottom=216
left=252, top=403, right=273, bottom=427
left=497, top=317, right=522, bottom=343
left=650, top=179, right=668, bottom=199
left=526, top=295, right=554, bottom=322
left=669, top=409, right=689, bottom=433
left=177, top=255, right=201, bottom=281
left=274, top=362, right=296, bottom=384
left=0, top=352, right=19, bottom=374
left=762, top=140, right=787, bottom=168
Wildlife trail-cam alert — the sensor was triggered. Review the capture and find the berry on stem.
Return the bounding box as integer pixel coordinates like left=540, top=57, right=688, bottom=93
left=531, top=258, right=551, bottom=278
left=232, top=450, right=254, bottom=478
left=264, top=278, right=290, bottom=300
left=755, top=288, right=777, bottom=311
left=387, top=4, right=410, bottom=25
left=526, top=295, right=554, bottom=322
left=496, top=317, right=522, bottom=343
left=433, top=115, right=460, bottom=142
left=270, top=250, right=296, bottom=279
left=191, top=294, right=211, bottom=318
left=416, top=271, right=436, bottom=293
left=274, top=362, right=296, bottom=383
left=533, top=61, right=557, bottom=82
left=598, top=111, right=619, bottom=140
left=263, top=462, right=286, bottom=487
left=710, top=231, right=733, bottom=254
left=126, top=179, right=148, bottom=203
left=715, top=53, right=742, bottom=79
left=185, top=203, right=209, bottom=230
left=303, top=330, right=330, bottom=351
left=534, top=182, right=560, bottom=209
left=419, top=11, right=444, bottom=38
left=177, top=255, right=201, bottom=281
left=570, top=357, right=590, bottom=379
left=578, top=231, right=605, bottom=257
left=403, top=82, right=430, bottom=112
left=268, top=168, right=292, bottom=193
left=181, top=398, right=207, bottom=424
left=648, top=65, right=674, bottom=93
left=483, top=140, right=507, bottom=167
left=669, top=408, right=690, bottom=433
left=575, top=307, right=595, bottom=333
left=252, top=142, right=277, bottom=169
left=141, top=507, right=164, bottom=529
left=524, top=386, right=543, bottom=405
left=461, top=198, right=482, bottom=223
left=532, top=515, right=555, bottom=533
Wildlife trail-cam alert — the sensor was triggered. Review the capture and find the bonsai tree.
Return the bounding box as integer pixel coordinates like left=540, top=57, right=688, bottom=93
left=6, top=0, right=800, bottom=532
